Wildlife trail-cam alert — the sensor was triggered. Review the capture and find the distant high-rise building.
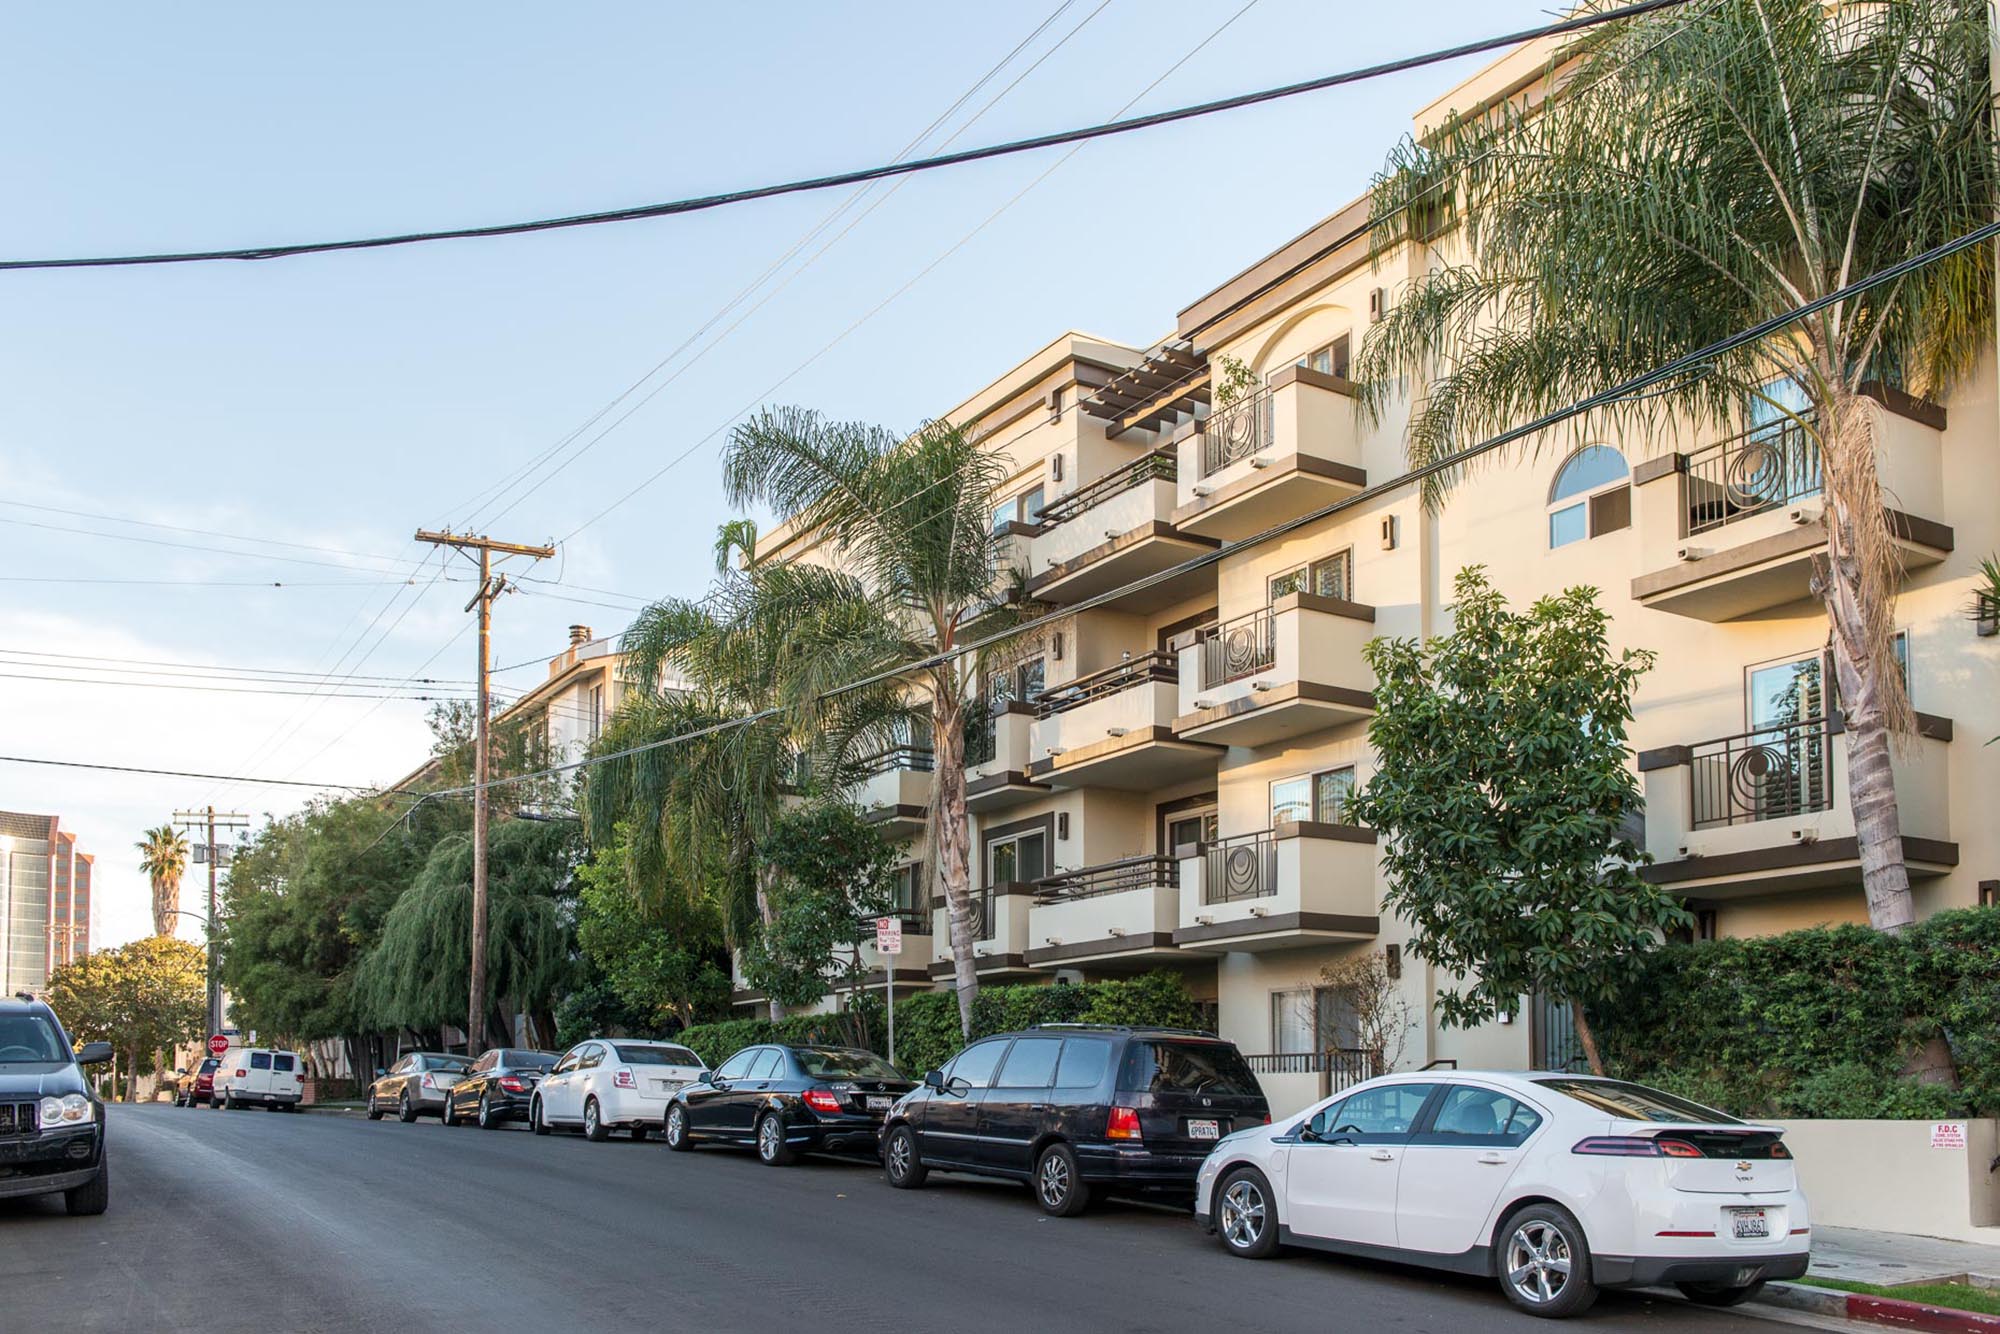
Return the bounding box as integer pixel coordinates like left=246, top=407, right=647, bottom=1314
left=0, top=811, right=97, bottom=996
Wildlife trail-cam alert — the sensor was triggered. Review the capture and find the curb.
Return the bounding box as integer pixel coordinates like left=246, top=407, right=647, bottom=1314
left=1758, top=1282, right=2000, bottom=1333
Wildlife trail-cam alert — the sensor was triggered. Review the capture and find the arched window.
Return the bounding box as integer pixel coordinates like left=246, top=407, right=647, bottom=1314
left=1547, top=445, right=1631, bottom=548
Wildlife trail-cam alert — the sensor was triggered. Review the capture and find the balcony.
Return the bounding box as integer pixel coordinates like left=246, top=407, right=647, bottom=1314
left=1025, top=856, right=1183, bottom=970
left=927, top=885, right=1039, bottom=980
left=1027, top=449, right=1218, bottom=612
left=1638, top=713, right=1958, bottom=896
left=1631, top=397, right=1952, bottom=621
left=1172, top=366, right=1368, bottom=542
left=1174, top=824, right=1379, bottom=951
left=1027, top=652, right=1221, bottom=789
left=855, top=745, right=933, bottom=839
left=1174, top=594, right=1376, bottom=747
left=964, top=702, right=1047, bottom=812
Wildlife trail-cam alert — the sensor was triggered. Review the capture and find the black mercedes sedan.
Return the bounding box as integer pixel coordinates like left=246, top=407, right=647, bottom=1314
left=442, top=1047, right=557, bottom=1128
left=663, top=1043, right=914, bottom=1165
left=0, top=994, right=113, bottom=1215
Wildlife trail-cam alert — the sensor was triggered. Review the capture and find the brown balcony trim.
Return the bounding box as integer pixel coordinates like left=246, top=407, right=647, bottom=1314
left=925, top=954, right=1031, bottom=978
left=1641, top=835, right=1960, bottom=886
left=1172, top=910, right=1379, bottom=946
left=1632, top=507, right=1953, bottom=601
left=1859, top=381, right=1947, bottom=430
left=863, top=803, right=927, bottom=827
left=996, top=519, right=1041, bottom=539
left=1266, top=362, right=1359, bottom=398
left=1641, top=712, right=1954, bottom=771
left=1026, top=725, right=1220, bottom=777
left=1173, top=454, right=1368, bottom=526
left=1637, top=744, right=1694, bottom=772
left=928, top=880, right=1042, bottom=912
left=1631, top=453, right=1684, bottom=487
left=965, top=770, right=1043, bottom=799
left=1027, top=521, right=1219, bottom=595
left=1174, top=681, right=1376, bottom=732
left=1025, top=932, right=1177, bottom=966
left=1273, top=819, right=1378, bottom=845
left=844, top=966, right=933, bottom=988
left=1276, top=590, right=1377, bottom=623
left=993, top=698, right=1039, bottom=718
left=729, top=988, right=768, bottom=1007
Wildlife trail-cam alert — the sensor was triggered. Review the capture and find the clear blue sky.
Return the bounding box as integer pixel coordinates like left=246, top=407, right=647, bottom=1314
left=0, top=0, right=1549, bottom=946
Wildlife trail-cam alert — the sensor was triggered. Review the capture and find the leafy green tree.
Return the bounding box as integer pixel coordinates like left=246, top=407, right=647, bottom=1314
left=135, top=825, right=190, bottom=938
left=1357, top=0, right=1995, bottom=932
left=1347, top=567, right=1692, bottom=1073
left=719, top=408, right=1034, bottom=1034
left=737, top=802, right=898, bottom=1013
left=49, top=936, right=206, bottom=1101
left=573, top=827, right=730, bottom=1030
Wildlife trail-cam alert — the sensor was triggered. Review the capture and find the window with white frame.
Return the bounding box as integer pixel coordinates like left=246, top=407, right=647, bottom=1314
left=1298, top=333, right=1352, bottom=380
left=991, top=485, right=1046, bottom=532
left=1547, top=445, right=1631, bottom=548
left=1271, top=766, right=1357, bottom=825
left=1268, top=548, right=1354, bottom=603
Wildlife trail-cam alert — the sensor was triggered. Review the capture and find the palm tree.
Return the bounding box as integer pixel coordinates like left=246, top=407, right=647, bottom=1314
left=1355, top=0, right=1994, bottom=932
left=718, top=407, right=1031, bottom=1034
left=135, top=826, right=191, bottom=938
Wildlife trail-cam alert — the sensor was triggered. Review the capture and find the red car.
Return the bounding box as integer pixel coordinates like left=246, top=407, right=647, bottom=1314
left=174, top=1055, right=223, bottom=1107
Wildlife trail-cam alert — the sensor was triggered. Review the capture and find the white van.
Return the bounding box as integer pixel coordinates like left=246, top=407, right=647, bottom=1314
left=211, top=1048, right=304, bottom=1110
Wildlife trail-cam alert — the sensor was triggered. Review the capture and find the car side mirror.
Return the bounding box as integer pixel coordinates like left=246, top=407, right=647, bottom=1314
left=75, top=1041, right=113, bottom=1066
left=695, top=1069, right=714, bottom=1085
left=923, top=1069, right=946, bottom=1091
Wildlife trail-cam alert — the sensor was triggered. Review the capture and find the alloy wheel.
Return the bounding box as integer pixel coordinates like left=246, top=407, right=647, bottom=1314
left=758, top=1116, right=781, bottom=1161
left=886, top=1131, right=911, bottom=1179
left=585, top=1101, right=599, bottom=1137
left=479, top=1093, right=492, bottom=1128
left=667, top=1107, right=685, bottom=1147
left=1220, top=1178, right=1267, bottom=1250
left=1505, top=1219, right=1574, bottom=1306
left=1038, top=1152, right=1071, bottom=1208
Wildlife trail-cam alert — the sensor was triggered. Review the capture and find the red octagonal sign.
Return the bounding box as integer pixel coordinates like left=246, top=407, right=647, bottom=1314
left=207, top=1034, right=229, bottom=1057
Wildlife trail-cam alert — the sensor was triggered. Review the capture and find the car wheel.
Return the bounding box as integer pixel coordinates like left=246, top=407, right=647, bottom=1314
left=583, top=1097, right=609, bottom=1142
left=477, top=1093, right=495, bottom=1130
left=530, top=1097, right=550, bottom=1136
left=883, top=1125, right=926, bottom=1189
left=225, top=1094, right=239, bottom=1111
left=1676, top=1280, right=1766, bottom=1307
left=1497, top=1203, right=1597, bottom=1318
left=398, top=1092, right=417, bottom=1124
left=440, top=1096, right=456, bottom=1127
left=1215, top=1167, right=1280, bottom=1259
left=366, top=1094, right=383, bottom=1122
left=63, top=1161, right=109, bottom=1217
left=664, top=1104, right=692, bottom=1152
left=1034, top=1143, right=1090, bottom=1217
left=756, top=1112, right=795, bottom=1166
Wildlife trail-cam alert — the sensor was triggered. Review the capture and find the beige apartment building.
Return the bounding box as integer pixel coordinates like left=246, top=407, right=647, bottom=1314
left=738, top=36, right=2000, bottom=1113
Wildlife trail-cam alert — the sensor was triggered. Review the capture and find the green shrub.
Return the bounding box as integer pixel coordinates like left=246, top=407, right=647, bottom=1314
left=1593, top=908, right=2000, bottom=1119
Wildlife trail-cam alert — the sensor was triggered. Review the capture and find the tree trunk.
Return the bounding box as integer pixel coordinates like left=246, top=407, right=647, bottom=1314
left=756, top=862, right=782, bottom=1022
left=1569, top=1003, right=1604, bottom=1077
left=126, top=1045, right=142, bottom=1102
left=930, top=675, right=979, bottom=1037
left=1817, top=390, right=1916, bottom=932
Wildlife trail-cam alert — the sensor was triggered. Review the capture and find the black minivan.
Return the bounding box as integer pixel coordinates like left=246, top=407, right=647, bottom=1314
left=880, top=1024, right=1268, bottom=1215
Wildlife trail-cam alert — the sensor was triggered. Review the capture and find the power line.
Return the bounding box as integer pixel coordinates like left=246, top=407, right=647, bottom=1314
left=0, top=513, right=440, bottom=576
left=0, top=575, right=417, bottom=588
left=0, top=645, right=483, bottom=686
left=0, top=753, right=384, bottom=792
left=412, top=216, right=2000, bottom=802
left=0, top=669, right=477, bottom=701
left=0, top=0, right=1691, bottom=274
left=0, top=498, right=414, bottom=567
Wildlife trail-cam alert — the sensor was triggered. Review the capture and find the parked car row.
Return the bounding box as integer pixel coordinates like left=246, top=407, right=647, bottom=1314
left=355, top=1022, right=1812, bottom=1320
left=171, top=1048, right=305, bottom=1110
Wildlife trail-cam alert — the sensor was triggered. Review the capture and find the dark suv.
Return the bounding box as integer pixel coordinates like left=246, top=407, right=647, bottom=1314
left=0, top=994, right=113, bottom=1215
left=880, top=1025, right=1268, bottom=1215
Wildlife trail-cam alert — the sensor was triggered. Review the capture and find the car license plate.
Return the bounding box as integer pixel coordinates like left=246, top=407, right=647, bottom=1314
left=867, top=1096, right=893, bottom=1111
left=1730, top=1209, right=1770, bottom=1239
left=1188, top=1119, right=1221, bottom=1141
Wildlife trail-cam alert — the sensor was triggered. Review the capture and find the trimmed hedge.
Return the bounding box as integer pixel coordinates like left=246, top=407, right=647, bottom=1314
left=1593, top=907, right=2000, bottom=1119
left=676, top=971, right=1202, bottom=1077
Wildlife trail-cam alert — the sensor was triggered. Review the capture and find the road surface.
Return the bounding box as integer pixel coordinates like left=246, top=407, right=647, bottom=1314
left=0, top=1103, right=1814, bottom=1332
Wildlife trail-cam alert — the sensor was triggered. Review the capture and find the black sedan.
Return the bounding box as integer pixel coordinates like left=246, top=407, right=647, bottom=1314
left=443, top=1048, right=557, bottom=1128
left=663, top=1043, right=914, bottom=1165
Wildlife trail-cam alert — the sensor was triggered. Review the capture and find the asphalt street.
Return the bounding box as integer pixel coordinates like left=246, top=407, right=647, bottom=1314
left=2, top=1103, right=1817, bottom=1333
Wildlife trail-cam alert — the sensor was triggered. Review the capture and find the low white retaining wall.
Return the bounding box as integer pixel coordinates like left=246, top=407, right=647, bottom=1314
left=1773, top=1118, right=2000, bottom=1244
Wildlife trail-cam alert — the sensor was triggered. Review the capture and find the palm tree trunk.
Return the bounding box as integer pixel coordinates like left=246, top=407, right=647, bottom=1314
left=1818, top=390, right=1916, bottom=933
left=756, top=863, right=782, bottom=1022
left=930, top=678, right=979, bottom=1037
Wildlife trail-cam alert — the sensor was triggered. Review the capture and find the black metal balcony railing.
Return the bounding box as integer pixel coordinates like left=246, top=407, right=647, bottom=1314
left=1688, top=717, right=1835, bottom=829
left=858, top=745, right=935, bottom=777
left=1202, top=387, right=1276, bottom=477
left=1197, top=607, right=1276, bottom=689
left=1203, top=831, right=1278, bottom=904
left=1034, top=650, right=1178, bottom=718
left=1243, top=1048, right=1381, bottom=1082
left=1683, top=414, right=1823, bottom=536
left=1036, top=449, right=1177, bottom=529
left=964, top=713, right=998, bottom=768
left=1034, top=855, right=1178, bottom=904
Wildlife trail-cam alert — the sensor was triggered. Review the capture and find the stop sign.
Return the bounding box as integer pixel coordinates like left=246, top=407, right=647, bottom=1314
left=207, top=1034, right=229, bottom=1057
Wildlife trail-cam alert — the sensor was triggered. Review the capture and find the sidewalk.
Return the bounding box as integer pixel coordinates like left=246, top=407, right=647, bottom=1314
left=1806, top=1225, right=2000, bottom=1285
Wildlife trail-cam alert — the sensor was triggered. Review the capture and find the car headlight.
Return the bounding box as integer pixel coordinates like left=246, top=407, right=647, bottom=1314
left=39, top=1094, right=92, bottom=1126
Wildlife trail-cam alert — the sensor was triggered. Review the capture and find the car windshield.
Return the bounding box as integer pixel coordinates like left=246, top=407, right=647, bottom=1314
left=1535, top=1077, right=1742, bottom=1124
left=0, top=1014, right=67, bottom=1064
left=1120, top=1040, right=1261, bottom=1097
left=794, top=1048, right=902, bottom=1080
left=502, top=1050, right=555, bottom=1068
left=431, top=1055, right=472, bottom=1071
left=198, top=1057, right=221, bottom=1073
left=613, top=1044, right=701, bottom=1068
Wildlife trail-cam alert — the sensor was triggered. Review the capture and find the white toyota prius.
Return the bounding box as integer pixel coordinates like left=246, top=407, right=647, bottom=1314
left=1194, top=1071, right=1808, bottom=1318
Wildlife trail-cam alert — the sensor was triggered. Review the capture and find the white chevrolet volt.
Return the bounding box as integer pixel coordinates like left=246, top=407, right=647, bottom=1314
left=1194, top=1071, right=1808, bottom=1318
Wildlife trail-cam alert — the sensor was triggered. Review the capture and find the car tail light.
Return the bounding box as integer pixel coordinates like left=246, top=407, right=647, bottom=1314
left=1573, top=1136, right=1671, bottom=1156
left=1107, top=1106, right=1142, bottom=1140
left=498, top=1076, right=527, bottom=1093
left=614, top=1068, right=636, bottom=1089
left=1656, top=1138, right=1703, bottom=1159
left=802, top=1089, right=843, bottom=1114
left=1769, top=1141, right=1791, bottom=1159
left=234, top=1069, right=246, bottom=1079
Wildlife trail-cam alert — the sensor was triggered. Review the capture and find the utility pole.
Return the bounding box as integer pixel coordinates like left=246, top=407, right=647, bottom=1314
left=414, top=528, right=554, bottom=1058
left=173, top=807, right=249, bottom=1039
